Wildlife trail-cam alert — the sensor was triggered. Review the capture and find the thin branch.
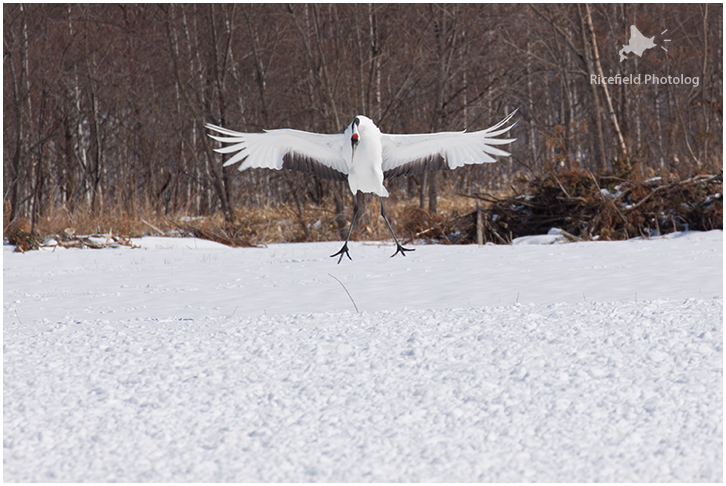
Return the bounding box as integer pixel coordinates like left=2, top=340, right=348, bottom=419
left=328, top=273, right=359, bottom=313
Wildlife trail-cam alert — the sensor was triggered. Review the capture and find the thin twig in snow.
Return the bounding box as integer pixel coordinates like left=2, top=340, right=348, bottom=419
left=328, top=273, right=359, bottom=313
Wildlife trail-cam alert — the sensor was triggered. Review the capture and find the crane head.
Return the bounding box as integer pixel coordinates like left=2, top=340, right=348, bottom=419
left=351, top=117, right=360, bottom=147
left=350, top=117, right=360, bottom=161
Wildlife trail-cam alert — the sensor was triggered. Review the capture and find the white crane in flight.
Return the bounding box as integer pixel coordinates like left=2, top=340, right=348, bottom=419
left=207, top=111, right=516, bottom=263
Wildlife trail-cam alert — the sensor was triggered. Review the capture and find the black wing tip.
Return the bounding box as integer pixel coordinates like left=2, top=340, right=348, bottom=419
left=283, top=152, right=349, bottom=182
left=383, top=154, right=446, bottom=179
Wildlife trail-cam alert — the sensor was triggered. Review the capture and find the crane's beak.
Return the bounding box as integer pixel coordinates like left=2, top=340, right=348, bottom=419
left=351, top=128, right=360, bottom=161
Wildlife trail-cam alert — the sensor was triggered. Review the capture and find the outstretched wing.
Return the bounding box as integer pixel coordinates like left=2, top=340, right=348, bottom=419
left=380, top=110, right=517, bottom=179
left=206, top=124, right=350, bottom=182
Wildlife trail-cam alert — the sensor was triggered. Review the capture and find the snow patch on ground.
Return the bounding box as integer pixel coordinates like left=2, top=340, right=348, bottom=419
left=3, top=231, right=723, bottom=481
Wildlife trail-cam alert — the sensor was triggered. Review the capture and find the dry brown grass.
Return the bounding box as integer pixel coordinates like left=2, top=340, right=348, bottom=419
left=3, top=192, right=483, bottom=252
left=5, top=170, right=720, bottom=252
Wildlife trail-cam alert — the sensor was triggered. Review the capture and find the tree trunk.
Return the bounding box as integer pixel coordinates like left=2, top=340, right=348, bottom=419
left=584, top=4, right=627, bottom=157
left=578, top=4, right=608, bottom=172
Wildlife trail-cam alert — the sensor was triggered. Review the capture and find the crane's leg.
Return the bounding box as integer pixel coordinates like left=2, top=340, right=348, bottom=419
left=331, top=193, right=358, bottom=264
left=379, top=196, right=414, bottom=258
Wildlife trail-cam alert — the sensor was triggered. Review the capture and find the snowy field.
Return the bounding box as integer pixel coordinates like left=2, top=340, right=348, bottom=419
left=3, top=230, right=723, bottom=482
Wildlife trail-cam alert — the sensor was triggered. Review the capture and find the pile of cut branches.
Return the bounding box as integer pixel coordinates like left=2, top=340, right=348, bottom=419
left=5, top=224, right=139, bottom=253
left=408, top=170, right=722, bottom=245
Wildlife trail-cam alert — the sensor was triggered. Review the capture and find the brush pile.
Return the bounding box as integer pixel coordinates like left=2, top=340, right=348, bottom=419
left=406, top=170, right=723, bottom=244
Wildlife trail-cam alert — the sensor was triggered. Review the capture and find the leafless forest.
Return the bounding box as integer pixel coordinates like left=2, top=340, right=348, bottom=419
left=3, top=4, right=722, bottom=242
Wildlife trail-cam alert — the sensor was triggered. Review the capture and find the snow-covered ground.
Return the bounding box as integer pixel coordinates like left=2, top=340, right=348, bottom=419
left=3, top=230, right=723, bottom=481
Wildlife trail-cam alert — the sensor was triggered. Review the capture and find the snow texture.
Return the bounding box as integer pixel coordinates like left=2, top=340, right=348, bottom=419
left=3, top=230, right=723, bottom=482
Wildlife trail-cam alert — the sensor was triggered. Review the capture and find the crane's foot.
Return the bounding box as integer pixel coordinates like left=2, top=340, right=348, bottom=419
left=391, top=243, right=415, bottom=258
left=331, top=243, right=352, bottom=264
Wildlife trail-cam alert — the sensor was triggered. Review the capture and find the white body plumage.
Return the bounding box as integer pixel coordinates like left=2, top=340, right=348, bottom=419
left=345, top=116, right=388, bottom=197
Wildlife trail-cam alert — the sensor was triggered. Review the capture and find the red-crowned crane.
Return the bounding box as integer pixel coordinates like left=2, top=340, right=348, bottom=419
left=207, top=111, right=516, bottom=263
